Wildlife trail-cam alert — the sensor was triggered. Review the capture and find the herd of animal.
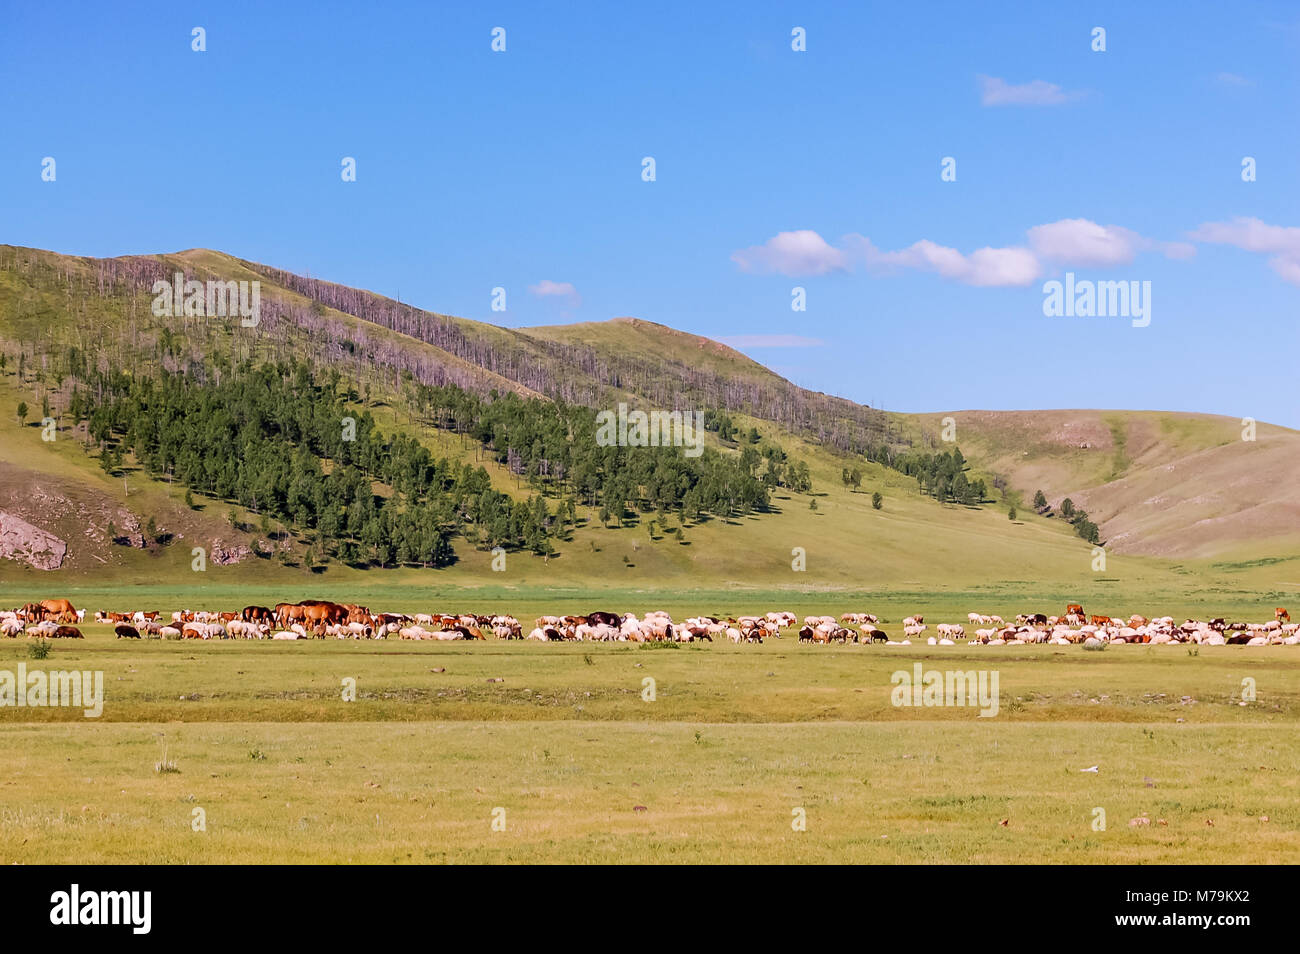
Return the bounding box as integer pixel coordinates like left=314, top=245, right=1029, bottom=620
left=4, top=598, right=1297, bottom=647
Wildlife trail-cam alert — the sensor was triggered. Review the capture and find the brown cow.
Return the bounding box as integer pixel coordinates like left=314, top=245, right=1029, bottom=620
left=115, top=624, right=141, bottom=639
left=1277, top=608, right=1291, bottom=623
left=53, top=625, right=83, bottom=639
left=1066, top=603, right=1084, bottom=617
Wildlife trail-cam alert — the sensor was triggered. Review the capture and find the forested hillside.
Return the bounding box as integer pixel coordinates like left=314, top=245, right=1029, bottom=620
left=1, top=243, right=1296, bottom=580
left=77, top=359, right=786, bottom=567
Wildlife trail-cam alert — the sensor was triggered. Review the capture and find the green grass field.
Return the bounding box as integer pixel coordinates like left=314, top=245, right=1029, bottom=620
left=2, top=627, right=1298, bottom=863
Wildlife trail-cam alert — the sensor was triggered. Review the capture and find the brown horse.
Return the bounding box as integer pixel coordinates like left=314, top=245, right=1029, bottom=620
left=20, top=599, right=77, bottom=623
left=276, top=600, right=346, bottom=628
left=241, top=605, right=275, bottom=623
left=343, top=604, right=372, bottom=625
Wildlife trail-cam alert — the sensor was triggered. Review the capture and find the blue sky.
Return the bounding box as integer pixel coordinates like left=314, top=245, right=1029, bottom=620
left=3, top=1, right=1297, bottom=425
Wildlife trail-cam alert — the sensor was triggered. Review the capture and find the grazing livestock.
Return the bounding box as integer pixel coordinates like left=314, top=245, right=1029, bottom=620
left=240, top=605, right=276, bottom=624
left=843, top=613, right=880, bottom=625
left=182, top=622, right=225, bottom=640
left=275, top=600, right=347, bottom=629
left=20, top=599, right=79, bottom=623
left=227, top=620, right=269, bottom=639
left=12, top=596, right=1300, bottom=656
left=43, top=598, right=79, bottom=622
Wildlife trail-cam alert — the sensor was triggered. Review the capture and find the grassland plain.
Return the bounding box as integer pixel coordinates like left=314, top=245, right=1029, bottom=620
left=1, top=631, right=1298, bottom=863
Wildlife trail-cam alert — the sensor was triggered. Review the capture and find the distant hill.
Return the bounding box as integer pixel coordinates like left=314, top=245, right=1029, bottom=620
left=913, top=409, right=1300, bottom=558
left=0, top=243, right=1296, bottom=586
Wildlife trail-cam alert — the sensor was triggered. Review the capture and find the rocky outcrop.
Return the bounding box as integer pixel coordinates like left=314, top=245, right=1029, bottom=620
left=209, top=542, right=253, bottom=566
left=0, top=511, right=67, bottom=570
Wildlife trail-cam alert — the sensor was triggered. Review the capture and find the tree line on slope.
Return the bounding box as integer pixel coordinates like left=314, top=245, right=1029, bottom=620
left=71, top=360, right=797, bottom=567
left=1034, top=489, right=1102, bottom=544
left=0, top=249, right=949, bottom=509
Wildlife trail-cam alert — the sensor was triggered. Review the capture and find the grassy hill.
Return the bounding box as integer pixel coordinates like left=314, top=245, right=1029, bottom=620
left=913, top=409, right=1300, bottom=558
left=1, top=243, right=1297, bottom=603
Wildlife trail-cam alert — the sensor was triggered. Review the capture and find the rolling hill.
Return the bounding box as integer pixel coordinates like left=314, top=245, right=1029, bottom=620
left=0, top=243, right=1297, bottom=596
left=912, top=409, right=1300, bottom=559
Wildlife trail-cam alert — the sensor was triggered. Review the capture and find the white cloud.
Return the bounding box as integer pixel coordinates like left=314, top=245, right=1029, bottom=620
left=717, top=334, right=824, bottom=348
left=732, top=219, right=1193, bottom=289
left=1188, top=217, right=1300, bottom=285
left=528, top=279, right=581, bottom=305
left=730, top=229, right=848, bottom=277
left=1028, top=219, right=1141, bottom=265
left=1271, top=258, right=1300, bottom=285
left=862, top=237, right=1041, bottom=287
left=1215, top=72, right=1254, bottom=86
left=1029, top=219, right=1197, bottom=265
left=977, top=74, right=1079, bottom=106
